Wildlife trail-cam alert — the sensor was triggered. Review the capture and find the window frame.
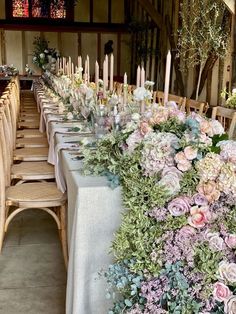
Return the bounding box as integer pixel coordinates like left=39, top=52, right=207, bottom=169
left=6, top=0, right=74, bottom=22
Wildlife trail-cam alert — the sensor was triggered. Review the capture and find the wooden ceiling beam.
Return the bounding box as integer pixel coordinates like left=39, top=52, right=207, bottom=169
left=136, top=0, right=163, bottom=28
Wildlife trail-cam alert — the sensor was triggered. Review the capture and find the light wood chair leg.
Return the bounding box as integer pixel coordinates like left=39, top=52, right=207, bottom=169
left=60, top=204, right=68, bottom=269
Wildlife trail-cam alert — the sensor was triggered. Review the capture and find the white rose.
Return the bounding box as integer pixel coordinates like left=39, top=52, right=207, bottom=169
left=219, top=262, right=236, bottom=283
left=39, top=53, right=45, bottom=59
left=224, top=295, right=236, bottom=314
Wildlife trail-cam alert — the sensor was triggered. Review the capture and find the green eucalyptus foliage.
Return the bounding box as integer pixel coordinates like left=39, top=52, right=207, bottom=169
left=180, top=168, right=200, bottom=196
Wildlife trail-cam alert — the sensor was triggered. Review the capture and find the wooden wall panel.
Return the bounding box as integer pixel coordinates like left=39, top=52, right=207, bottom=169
left=0, top=0, right=5, bottom=19
left=60, top=32, right=78, bottom=65
left=81, top=33, right=97, bottom=77
left=120, top=34, right=131, bottom=82
left=5, top=31, right=23, bottom=73
left=74, top=0, right=90, bottom=22
left=93, top=0, right=108, bottom=23
left=111, top=0, right=125, bottom=23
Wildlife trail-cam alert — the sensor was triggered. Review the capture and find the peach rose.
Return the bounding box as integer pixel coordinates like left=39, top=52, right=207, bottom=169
left=184, top=146, right=198, bottom=160
left=197, top=181, right=221, bottom=203
left=149, top=112, right=168, bottom=125
left=200, top=120, right=212, bottom=134
left=219, top=262, right=236, bottom=283
left=175, top=152, right=186, bottom=164
left=188, top=205, right=211, bottom=228
left=213, top=282, right=232, bottom=302
left=225, top=235, right=236, bottom=249
left=177, top=159, right=192, bottom=172
left=139, top=121, right=152, bottom=136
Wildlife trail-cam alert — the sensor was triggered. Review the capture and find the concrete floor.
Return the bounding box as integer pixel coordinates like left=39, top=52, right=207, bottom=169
left=0, top=209, right=66, bottom=314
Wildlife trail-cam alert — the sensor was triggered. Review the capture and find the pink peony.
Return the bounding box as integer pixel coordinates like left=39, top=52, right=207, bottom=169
left=167, top=196, right=191, bottom=216
left=213, top=282, right=232, bottom=302
left=188, top=205, right=211, bottom=228
left=184, top=146, right=198, bottom=160
left=225, top=235, right=236, bottom=249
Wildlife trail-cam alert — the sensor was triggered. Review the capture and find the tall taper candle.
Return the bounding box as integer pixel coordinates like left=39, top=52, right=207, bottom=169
left=123, top=72, right=127, bottom=104
left=87, top=55, right=90, bottom=83
left=164, top=50, right=171, bottom=105
left=95, top=61, right=99, bottom=92
left=105, top=54, right=109, bottom=89
left=103, top=60, right=106, bottom=95
left=78, top=56, right=82, bottom=69
left=136, top=66, right=141, bottom=88
left=141, top=67, right=145, bottom=87
left=109, top=53, right=114, bottom=91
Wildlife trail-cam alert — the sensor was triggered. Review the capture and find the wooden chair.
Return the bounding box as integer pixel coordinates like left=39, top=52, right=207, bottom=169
left=0, top=97, right=68, bottom=268
left=186, top=98, right=209, bottom=115
left=0, top=85, right=54, bottom=183
left=156, top=90, right=186, bottom=111
left=211, top=106, right=236, bottom=139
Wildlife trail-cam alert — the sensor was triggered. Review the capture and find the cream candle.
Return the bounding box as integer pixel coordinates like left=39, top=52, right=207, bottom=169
left=164, top=50, right=171, bottom=105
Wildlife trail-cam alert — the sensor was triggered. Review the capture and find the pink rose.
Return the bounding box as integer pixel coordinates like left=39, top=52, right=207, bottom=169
left=213, top=282, right=232, bottom=302
left=184, top=146, right=198, bottom=160
left=224, top=295, right=236, bottom=314
left=225, top=235, right=236, bottom=249
left=188, top=205, right=211, bottom=228
left=167, top=196, right=191, bottom=216
left=219, top=262, right=236, bottom=283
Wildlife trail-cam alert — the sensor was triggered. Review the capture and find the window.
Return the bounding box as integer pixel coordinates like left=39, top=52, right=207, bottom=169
left=9, top=0, right=72, bottom=20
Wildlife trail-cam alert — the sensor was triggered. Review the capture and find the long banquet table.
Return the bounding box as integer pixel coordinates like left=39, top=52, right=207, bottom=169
left=34, top=81, right=123, bottom=314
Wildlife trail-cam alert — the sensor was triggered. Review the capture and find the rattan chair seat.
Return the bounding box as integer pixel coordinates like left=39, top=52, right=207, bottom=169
left=11, top=161, right=54, bottom=177
left=16, top=137, right=48, bottom=148
left=18, top=121, right=40, bottom=129
left=16, top=129, right=46, bottom=138
left=13, top=147, right=49, bottom=161
left=6, top=182, right=66, bottom=207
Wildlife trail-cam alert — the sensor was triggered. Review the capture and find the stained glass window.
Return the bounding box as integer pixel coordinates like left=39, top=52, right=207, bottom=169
left=32, top=0, right=49, bottom=18
left=50, top=0, right=66, bottom=19
left=11, top=0, right=68, bottom=19
left=12, top=0, right=29, bottom=18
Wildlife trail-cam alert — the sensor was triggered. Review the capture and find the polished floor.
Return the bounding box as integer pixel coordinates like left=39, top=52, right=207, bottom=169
left=0, top=209, right=66, bottom=314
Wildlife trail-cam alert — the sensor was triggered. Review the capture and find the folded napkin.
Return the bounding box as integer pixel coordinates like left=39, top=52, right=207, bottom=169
left=54, top=142, right=80, bottom=193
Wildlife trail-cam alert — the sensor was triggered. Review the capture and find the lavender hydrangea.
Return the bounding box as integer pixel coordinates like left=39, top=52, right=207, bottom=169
left=141, top=132, right=179, bottom=176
